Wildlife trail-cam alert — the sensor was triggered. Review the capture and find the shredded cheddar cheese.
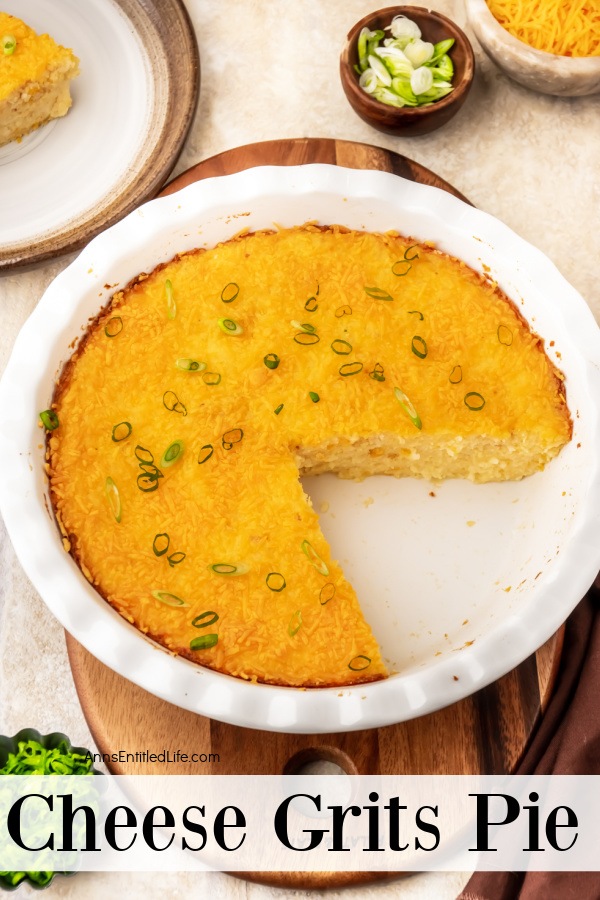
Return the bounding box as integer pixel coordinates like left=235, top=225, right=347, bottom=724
left=486, top=0, right=600, bottom=57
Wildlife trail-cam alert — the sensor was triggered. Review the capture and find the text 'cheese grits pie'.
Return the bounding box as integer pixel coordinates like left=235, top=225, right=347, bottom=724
left=45, top=225, right=572, bottom=689
left=0, top=12, right=79, bottom=147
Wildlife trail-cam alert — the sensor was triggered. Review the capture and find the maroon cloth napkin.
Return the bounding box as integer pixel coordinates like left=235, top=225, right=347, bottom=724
left=460, top=578, right=600, bottom=899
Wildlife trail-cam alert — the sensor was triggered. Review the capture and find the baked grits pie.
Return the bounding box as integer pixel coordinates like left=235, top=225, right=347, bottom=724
left=0, top=13, right=79, bottom=147
left=46, top=226, right=572, bottom=687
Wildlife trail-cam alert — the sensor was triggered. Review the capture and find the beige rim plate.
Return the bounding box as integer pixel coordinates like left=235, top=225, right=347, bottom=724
left=0, top=0, right=199, bottom=270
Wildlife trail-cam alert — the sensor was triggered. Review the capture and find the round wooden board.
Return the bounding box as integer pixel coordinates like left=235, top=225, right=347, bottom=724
left=66, top=137, right=564, bottom=889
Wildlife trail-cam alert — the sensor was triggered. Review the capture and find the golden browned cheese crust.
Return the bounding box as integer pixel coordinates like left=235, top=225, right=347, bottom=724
left=0, top=13, right=79, bottom=147
left=47, top=226, right=572, bottom=687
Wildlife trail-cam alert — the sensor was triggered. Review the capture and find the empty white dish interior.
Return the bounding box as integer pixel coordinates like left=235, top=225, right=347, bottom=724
left=1, top=164, right=599, bottom=733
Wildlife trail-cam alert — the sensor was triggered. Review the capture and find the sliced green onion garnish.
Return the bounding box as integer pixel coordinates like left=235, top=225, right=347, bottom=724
left=301, top=540, right=329, bottom=576
left=221, top=282, right=239, bottom=304
left=291, top=320, right=316, bottom=334
left=198, top=443, right=214, bottom=464
left=209, top=562, right=249, bottom=576
left=394, top=386, right=422, bottom=429
left=320, top=583, right=336, bottom=605
left=203, top=372, right=221, bottom=386
left=288, top=610, right=303, bottom=637
left=137, top=472, right=160, bottom=492
left=266, top=572, right=286, bottom=592
left=497, top=325, right=513, bottom=346
left=39, top=409, right=59, bottom=430
left=151, top=590, right=188, bottom=607
left=304, top=296, right=318, bottom=312
left=339, top=362, right=363, bottom=376
left=294, top=332, right=320, bottom=345
left=168, top=552, right=186, bottom=567
left=274, top=403, right=284, bottom=415
left=335, top=305, right=352, bottom=317
left=104, top=316, right=123, bottom=337
left=218, top=317, right=243, bottom=335
left=163, top=390, right=187, bottom=416
left=449, top=365, right=463, bottom=384
left=369, top=363, right=385, bottom=382
left=404, top=245, right=420, bottom=261
left=139, top=461, right=163, bottom=478
left=135, top=445, right=154, bottom=464
left=192, top=611, right=219, bottom=628
left=364, top=286, right=393, bottom=301
left=105, top=477, right=121, bottom=522
left=411, top=335, right=428, bottom=359
left=160, top=440, right=184, bottom=467
left=2, top=35, right=16, bottom=55
left=153, top=533, right=170, bottom=556
left=408, top=310, right=424, bottom=320
left=165, top=279, right=176, bottom=319
left=309, top=391, right=320, bottom=403
left=111, top=421, right=132, bottom=442
left=264, top=353, right=280, bottom=369
left=331, top=339, right=352, bottom=355
left=190, top=633, right=218, bottom=651
left=392, top=260, right=411, bottom=276
left=222, top=428, right=243, bottom=450
left=464, top=392, right=486, bottom=411
left=348, top=655, right=372, bottom=671
left=176, top=358, right=207, bottom=372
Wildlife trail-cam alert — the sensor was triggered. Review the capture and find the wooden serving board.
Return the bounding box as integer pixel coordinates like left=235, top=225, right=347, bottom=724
left=66, top=137, right=563, bottom=889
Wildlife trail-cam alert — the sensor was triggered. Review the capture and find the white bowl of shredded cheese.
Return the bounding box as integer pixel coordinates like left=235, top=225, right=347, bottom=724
left=466, top=0, right=600, bottom=96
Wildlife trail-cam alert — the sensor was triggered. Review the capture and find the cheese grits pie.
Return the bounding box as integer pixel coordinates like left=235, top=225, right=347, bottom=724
left=45, top=225, right=572, bottom=688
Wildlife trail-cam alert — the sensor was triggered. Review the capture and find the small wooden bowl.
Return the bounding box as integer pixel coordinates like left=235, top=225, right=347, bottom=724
left=340, top=6, right=475, bottom=136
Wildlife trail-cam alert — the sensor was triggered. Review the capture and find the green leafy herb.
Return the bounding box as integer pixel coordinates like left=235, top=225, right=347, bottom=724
left=197, top=443, right=214, bottom=464
left=192, top=611, right=219, bottom=628
left=176, top=358, right=206, bottom=372
left=165, top=279, right=176, bottom=319
left=464, top=392, right=486, bottom=411
left=39, top=409, right=59, bottom=431
left=301, top=540, right=329, bottom=576
left=105, top=477, right=121, bottom=522
left=264, top=353, right=280, bottom=369
left=339, top=361, right=363, bottom=376
left=411, top=335, right=428, bottom=359
left=218, top=317, right=243, bottom=335
left=190, top=633, right=218, bottom=650
left=331, top=339, right=352, bottom=355
left=153, top=533, right=170, bottom=556
left=266, top=572, right=286, bottom=592
left=104, top=316, right=123, bottom=337
left=111, top=421, right=132, bottom=442
left=151, top=590, right=188, bottom=607
left=160, top=440, right=184, bottom=467
left=221, top=282, right=239, bottom=304
left=394, top=386, right=422, bottom=429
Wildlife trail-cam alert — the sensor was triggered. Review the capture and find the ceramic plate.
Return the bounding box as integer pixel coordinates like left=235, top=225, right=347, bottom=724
left=1, top=165, right=600, bottom=733
left=0, top=0, right=199, bottom=270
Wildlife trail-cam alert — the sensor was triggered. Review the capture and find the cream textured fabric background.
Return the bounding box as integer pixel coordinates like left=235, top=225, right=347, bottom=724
left=0, top=1, right=598, bottom=896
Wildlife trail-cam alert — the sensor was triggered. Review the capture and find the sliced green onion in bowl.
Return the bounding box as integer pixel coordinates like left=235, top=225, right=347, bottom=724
left=411, top=65, right=434, bottom=95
